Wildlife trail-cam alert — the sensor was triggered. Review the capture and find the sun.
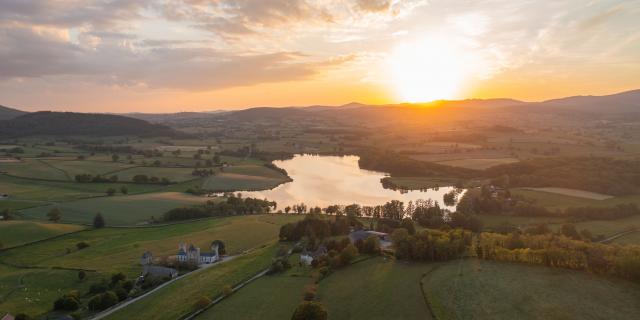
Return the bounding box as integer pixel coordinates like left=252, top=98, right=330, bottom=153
left=388, top=37, right=466, bottom=103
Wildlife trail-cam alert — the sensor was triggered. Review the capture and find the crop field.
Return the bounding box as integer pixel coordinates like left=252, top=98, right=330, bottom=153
left=197, top=255, right=313, bottom=320
left=0, top=264, right=101, bottom=317
left=570, top=215, right=640, bottom=238
left=317, top=257, right=435, bottom=320
left=19, top=192, right=211, bottom=225
left=105, top=244, right=280, bottom=320
left=113, top=166, right=198, bottom=182
left=0, top=214, right=300, bottom=276
left=477, top=215, right=565, bottom=231
left=513, top=189, right=640, bottom=210
left=522, top=187, right=613, bottom=200
left=436, top=157, right=520, bottom=170
left=424, top=259, right=640, bottom=320
left=0, top=221, right=85, bottom=248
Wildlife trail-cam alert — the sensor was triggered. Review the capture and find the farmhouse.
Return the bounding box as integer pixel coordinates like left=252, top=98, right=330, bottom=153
left=140, top=251, right=153, bottom=265
left=300, top=245, right=328, bottom=266
left=349, top=230, right=392, bottom=248
left=176, top=241, right=220, bottom=265
left=143, top=265, right=178, bottom=279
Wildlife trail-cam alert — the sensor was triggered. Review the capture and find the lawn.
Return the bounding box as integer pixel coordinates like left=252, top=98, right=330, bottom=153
left=105, top=244, right=280, bottom=320
left=19, top=192, right=211, bottom=225
left=0, top=221, right=85, bottom=248
left=0, top=214, right=301, bottom=276
left=423, top=259, right=640, bottom=320
left=196, top=255, right=313, bottom=320
left=317, top=257, right=435, bottom=320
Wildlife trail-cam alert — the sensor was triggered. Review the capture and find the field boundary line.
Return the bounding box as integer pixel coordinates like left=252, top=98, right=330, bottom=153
left=419, top=265, right=441, bottom=320
left=37, top=158, right=72, bottom=181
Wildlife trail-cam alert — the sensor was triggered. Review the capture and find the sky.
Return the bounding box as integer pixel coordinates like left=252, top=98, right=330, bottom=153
left=0, top=0, right=638, bottom=113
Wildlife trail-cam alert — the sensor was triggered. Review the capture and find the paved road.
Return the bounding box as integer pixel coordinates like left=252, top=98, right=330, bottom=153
left=89, top=255, right=238, bottom=320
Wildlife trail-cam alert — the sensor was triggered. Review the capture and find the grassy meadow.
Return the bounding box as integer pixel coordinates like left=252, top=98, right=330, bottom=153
left=195, top=255, right=313, bottom=320
left=19, top=192, right=211, bottom=225
left=424, top=259, right=640, bottom=320
left=0, top=221, right=85, bottom=248
left=105, top=244, right=280, bottom=320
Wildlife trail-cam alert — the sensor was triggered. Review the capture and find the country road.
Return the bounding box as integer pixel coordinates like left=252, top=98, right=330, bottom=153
left=89, top=255, right=238, bottom=320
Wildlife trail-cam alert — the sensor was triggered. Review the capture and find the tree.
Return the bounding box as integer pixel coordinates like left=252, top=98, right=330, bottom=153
left=222, top=285, right=233, bottom=297
left=78, top=271, right=86, bottom=281
left=120, top=186, right=128, bottom=195
left=112, top=154, right=120, bottom=162
left=339, top=244, right=358, bottom=265
left=93, top=213, right=105, bottom=228
left=560, top=223, right=580, bottom=240
left=1, top=208, right=13, bottom=220
left=285, top=206, right=291, bottom=214
left=291, top=301, right=328, bottom=320
left=400, top=218, right=416, bottom=235
left=106, top=188, right=116, bottom=196
left=194, top=296, right=212, bottom=310
left=47, top=208, right=62, bottom=222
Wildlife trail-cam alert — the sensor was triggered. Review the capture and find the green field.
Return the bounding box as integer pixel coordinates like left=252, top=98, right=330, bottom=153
left=105, top=244, right=280, bottom=320
left=613, top=231, right=640, bottom=245
left=202, top=165, right=290, bottom=192
left=197, top=255, right=313, bottom=320
left=0, top=214, right=300, bottom=276
left=318, top=258, right=434, bottom=320
left=424, top=259, right=640, bottom=320
left=113, top=166, right=198, bottom=182
left=19, top=192, right=210, bottom=225
left=0, top=264, right=101, bottom=317
left=571, top=214, right=640, bottom=239
left=0, top=221, right=85, bottom=248
left=436, top=157, right=520, bottom=170
left=383, top=176, right=459, bottom=189
left=44, top=159, right=136, bottom=178
left=0, top=159, right=69, bottom=181
left=513, top=189, right=640, bottom=210
left=0, top=175, right=164, bottom=202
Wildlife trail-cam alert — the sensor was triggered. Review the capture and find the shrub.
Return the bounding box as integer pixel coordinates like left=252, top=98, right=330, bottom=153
left=194, top=296, right=212, bottom=310
left=291, top=301, right=328, bottom=320
left=222, top=285, right=233, bottom=297
left=76, top=241, right=90, bottom=250
left=54, top=293, right=80, bottom=311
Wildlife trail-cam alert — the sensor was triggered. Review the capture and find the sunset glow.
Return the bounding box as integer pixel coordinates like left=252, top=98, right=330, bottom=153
left=389, top=37, right=466, bottom=102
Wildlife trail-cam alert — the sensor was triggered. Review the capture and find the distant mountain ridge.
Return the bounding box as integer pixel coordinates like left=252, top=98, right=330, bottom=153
left=0, top=111, right=179, bottom=137
left=0, top=104, right=27, bottom=120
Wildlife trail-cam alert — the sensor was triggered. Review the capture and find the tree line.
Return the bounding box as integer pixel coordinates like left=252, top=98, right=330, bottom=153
left=162, top=195, right=276, bottom=221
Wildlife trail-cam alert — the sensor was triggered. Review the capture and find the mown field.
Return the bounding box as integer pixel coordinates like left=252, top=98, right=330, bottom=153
left=513, top=189, right=640, bottom=210
left=436, top=157, right=520, bottom=170
left=0, top=221, right=85, bottom=248
left=424, top=259, right=640, bottom=320
left=197, top=255, right=314, bottom=320
left=105, top=244, right=280, bottom=320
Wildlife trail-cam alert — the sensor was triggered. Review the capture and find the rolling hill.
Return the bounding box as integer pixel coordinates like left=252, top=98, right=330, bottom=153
left=0, top=105, right=27, bottom=120
left=0, top=111, right=180, bottom=137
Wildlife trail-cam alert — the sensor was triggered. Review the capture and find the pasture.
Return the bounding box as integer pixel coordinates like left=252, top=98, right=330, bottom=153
left=105, top=244, right=280, bottom=320
left=202, top=166, right=290, bottom=192
left=0, top=221, right=85, bottom=248
left=44, top=159, right=136, bottom=178
left=424, top=259, right=640, bottom=320
left=0, top=159, right=69, bottom=181
left=0, top=214, right=300, bottom=276
left=113, top=166, right=198, bottom=182
left=317, top=257, right=434, bottom=320
left=0, top=264, right=101, bottom=317
left=196, top=255, right=313, bottom=320
left=19, top=192, right=210, bottom=225
left=513, top=188, right=640, bottom=210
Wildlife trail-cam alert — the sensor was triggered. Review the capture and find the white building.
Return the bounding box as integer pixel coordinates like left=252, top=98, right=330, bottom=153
left=176, top=242, right=220, bottom=265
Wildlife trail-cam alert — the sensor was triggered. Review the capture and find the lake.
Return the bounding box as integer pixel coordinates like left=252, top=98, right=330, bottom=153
left=239, top=154, right=462, bottom=210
